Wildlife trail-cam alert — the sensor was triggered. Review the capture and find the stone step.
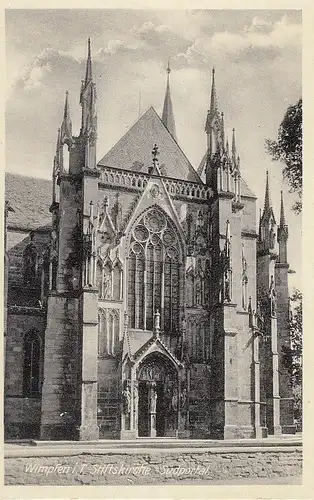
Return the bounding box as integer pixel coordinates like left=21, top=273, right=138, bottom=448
left=26, top=436, right=302, bottom=449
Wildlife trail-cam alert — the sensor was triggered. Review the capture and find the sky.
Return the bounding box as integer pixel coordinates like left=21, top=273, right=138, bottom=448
left=5, top=9, right=302, bottom=289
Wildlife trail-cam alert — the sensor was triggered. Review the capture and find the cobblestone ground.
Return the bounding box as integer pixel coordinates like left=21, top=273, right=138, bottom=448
left=5, top=451, right=302, bottom=485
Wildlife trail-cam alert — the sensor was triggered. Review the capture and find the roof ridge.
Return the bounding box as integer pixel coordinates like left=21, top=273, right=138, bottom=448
left=98, top=106, right=156, bottom=167
left=149, top=107, right=203, bottom=184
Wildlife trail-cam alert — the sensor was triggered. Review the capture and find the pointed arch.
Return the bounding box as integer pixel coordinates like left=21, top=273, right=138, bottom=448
left=112, top=257, right=123, bottom=301
left=98, top=308, right=120, bottom=357
left=126, top=205, right=183, bottom=333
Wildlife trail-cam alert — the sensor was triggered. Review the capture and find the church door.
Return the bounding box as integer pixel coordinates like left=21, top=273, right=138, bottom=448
left=137, top=353, right=178, bottom=438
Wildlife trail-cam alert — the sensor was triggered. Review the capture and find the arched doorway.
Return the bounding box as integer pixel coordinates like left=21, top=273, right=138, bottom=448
left=137, top=352, right=178, bottom=437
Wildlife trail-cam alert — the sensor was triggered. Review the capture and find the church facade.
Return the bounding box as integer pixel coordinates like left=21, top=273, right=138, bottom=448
left=4, top=40, right=296, bottom=441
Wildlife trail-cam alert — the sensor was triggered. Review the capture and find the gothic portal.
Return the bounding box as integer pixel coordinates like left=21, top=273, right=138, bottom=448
left=4, top=40, right=296, bottom=440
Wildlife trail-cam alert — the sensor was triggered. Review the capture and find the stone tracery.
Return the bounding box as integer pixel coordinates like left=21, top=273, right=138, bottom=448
left=127, top=207, right=182, bottom=333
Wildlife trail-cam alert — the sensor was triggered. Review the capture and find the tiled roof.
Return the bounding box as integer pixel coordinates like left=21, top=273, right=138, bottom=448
left=5, top=173, right=52, bottom=230
left=197, top=151, right=256, bottom=198
left=98, top=107, right=202, bottom=184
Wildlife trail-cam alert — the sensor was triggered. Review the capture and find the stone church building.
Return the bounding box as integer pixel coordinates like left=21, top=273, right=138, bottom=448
left=4, top=40, right=295, bottom=440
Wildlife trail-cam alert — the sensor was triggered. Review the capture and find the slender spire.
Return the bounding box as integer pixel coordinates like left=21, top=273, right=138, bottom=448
left=232, top=128, right=236, bottom=161
left=226, top=137, right=229, bottom=155
left=56, top=127, right=61, bottom=153
left=279, top=190, right=286, bottom=227
left=264, top=170, right=271, bottom=212
left=80, top=38, right=97, bottom=142
left=161, top=59, right=177, bottom=141
left=221, top=112, right=225, bottom=149
left=85, top=37, right=92, bottom=85
left=210, top=67, right=218, bottom=116
left=60, top=91, right=72, bottom=144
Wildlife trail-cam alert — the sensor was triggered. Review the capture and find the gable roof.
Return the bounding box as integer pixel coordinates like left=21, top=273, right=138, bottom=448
left=122, top=329, right=182, bottom=367
left=5, top=173, right=52, bottom=230
left=98, top=106, right=202, bottom=184
left=197, top=151, right=256, bottom=199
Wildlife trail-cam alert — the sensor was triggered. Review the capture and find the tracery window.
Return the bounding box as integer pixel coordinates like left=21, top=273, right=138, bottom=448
left=127, top=207, right=181, bottom=333
left=23, top=329, right=42, bottom=397
left=97, top=258, right=122, bottom=301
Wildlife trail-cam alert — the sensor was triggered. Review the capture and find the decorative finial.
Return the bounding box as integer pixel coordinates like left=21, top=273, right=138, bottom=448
left=167, top=58, right=171, bottom=74
left=152, top=144, right=159, bottom=169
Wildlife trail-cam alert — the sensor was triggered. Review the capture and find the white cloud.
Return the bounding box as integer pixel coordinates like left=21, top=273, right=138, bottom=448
left=130, top=21, right=171, bottom=40
left=245, top=16, right=272, bottom=33
left=14, top=48, right=81, bottom=92
left=175, top=15, right=301, bottom=68
left=23, top=62, right=52, bottom=90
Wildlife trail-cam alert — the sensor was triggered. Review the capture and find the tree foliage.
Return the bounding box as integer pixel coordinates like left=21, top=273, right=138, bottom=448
left=282, top=289, right=303, bottom=424
left=289, top=289, right=303, bottom=386
left=265, top=99, right=302, bottom=214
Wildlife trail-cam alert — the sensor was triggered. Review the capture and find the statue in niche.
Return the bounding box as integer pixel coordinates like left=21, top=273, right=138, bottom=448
left=123, top=382, right=131, bottom=414
left=133, top=384, right=138, bottom=406
left=23, top=231, right=38, bottom=285
left=269, top=275, right=277, bottom=317
left=224, top=270, right=231, bottom=302
left=112, top=193, right=122, bottom=233
left=150, top=383, right=157, bottom=413
left=103, top=272, right=111, bottom=298
left=171, top=387, right=178, bottom=412
left=195, top=280, right=202, bottom=307
left=180, top=387, right=188, bottom=411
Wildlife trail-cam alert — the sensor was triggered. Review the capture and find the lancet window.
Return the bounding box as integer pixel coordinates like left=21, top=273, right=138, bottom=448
left=98, top=308, right=119, bottom=357
left=97, top=258, right=122, bottom=301
left=127, top=207, right=182, bottom=333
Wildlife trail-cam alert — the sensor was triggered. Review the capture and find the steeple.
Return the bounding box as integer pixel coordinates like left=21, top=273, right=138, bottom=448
left=232, top=128, right=236, bottom=162
left=85, top=37, right=92, bottom=85
left=221, top=112, right=225, bottom=149
left=264, top=170, right=271, bottom=213
left=60, top=91, right=72, bottom=145
left=80, top=38, right=97, bottom=143
left=277, top=190, right=289, bottom=263
left=279, top=190, right=286, bottom=227
left=258, top=171, right=277, bottom=254
left=161, top=59, right=177, bottom=142
left=209, top=67, right=218, bottom=117
left=205, top=68, right=223, bottom=159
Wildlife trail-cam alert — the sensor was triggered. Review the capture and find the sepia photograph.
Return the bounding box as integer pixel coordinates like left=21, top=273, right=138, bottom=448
left=4, top=8, right=302, bottom=486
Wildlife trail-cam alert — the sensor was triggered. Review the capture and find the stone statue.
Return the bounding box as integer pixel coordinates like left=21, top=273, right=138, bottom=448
left=123, top=383, right=131, bottom=414
left=150, top=383, right=157, bottom=413
left=180, top=387, right=187, bottom=411
left=171, top=388, right=178, bottom=412
left=103, top=273, right=111, bottom=298
left=269, top=276, right=277, bottom=317
left=224, top=271, right=231, bottom=302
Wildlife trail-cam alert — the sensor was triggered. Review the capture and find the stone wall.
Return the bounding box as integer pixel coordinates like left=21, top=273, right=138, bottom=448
left=4, top=447, right=302, bottom=485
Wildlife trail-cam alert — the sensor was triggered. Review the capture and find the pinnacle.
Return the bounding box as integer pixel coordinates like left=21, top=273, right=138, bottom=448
left=161, top=60, right=177, bottom=141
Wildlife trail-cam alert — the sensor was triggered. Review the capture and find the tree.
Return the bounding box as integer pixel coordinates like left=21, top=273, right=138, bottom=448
left=265, top=99, right=302, bottom=214
left=282, top=289, right=303, bottom=424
